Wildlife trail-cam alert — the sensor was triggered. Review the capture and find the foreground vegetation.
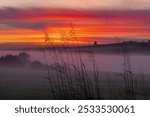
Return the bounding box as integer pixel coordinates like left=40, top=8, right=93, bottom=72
left=41, top=25, right=149, bottom=100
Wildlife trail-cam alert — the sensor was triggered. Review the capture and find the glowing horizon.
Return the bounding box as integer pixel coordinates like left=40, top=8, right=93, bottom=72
left=0, top=8, right=150, bottom=45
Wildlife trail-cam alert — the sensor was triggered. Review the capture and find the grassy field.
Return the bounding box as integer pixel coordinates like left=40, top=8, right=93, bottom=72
left=0, top=67, right=150, bottom=100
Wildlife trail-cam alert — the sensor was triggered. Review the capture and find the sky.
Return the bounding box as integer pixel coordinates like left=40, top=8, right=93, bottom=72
left=1, top=0, right=150, bottom=10
left=0, top=0, right=150, bottom=45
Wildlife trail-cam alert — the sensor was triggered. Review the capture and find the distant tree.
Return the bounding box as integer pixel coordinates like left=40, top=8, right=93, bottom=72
left=0, top=55, right=24, bottom=67
left=94, top=41, right=98, bottom=46
left=18, top=52, right=30, bottom=63
left=30, top=61, right=43, bottom=69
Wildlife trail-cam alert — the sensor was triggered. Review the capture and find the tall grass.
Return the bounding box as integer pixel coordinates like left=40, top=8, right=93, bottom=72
left=121, top=42, right=136, bottom=99
left=41, top=26, right=148, bottom=100
left=42, top=24, right=102, bottom=99
left=115, top=37, right=137, bottom=99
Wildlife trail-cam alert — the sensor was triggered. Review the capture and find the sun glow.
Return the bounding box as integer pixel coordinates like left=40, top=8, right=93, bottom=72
left=0, top=9, right=150, bottom=45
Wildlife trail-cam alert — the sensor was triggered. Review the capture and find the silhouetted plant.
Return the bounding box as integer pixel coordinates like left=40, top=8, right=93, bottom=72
left=116, top=37, right=137, bottom=99
left=42, top=24, right=103, bottom=99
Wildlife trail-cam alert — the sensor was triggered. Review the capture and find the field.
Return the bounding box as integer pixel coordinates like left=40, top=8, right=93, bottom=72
left=0, top=64, right=150, bottom=100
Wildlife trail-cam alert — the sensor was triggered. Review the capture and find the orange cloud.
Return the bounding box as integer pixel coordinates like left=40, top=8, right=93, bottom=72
left=0, top=8, right=150, bottom=45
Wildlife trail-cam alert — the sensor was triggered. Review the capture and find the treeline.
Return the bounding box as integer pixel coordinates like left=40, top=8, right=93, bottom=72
left=0, top=52, right=44, bottom=69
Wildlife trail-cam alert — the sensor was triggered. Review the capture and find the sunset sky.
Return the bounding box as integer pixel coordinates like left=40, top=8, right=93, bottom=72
left=0, top=0, right=150, bottom=45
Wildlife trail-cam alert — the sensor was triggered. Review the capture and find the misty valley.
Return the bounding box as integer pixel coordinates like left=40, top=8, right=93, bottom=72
left=0, top=47, right=150, bottom=99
